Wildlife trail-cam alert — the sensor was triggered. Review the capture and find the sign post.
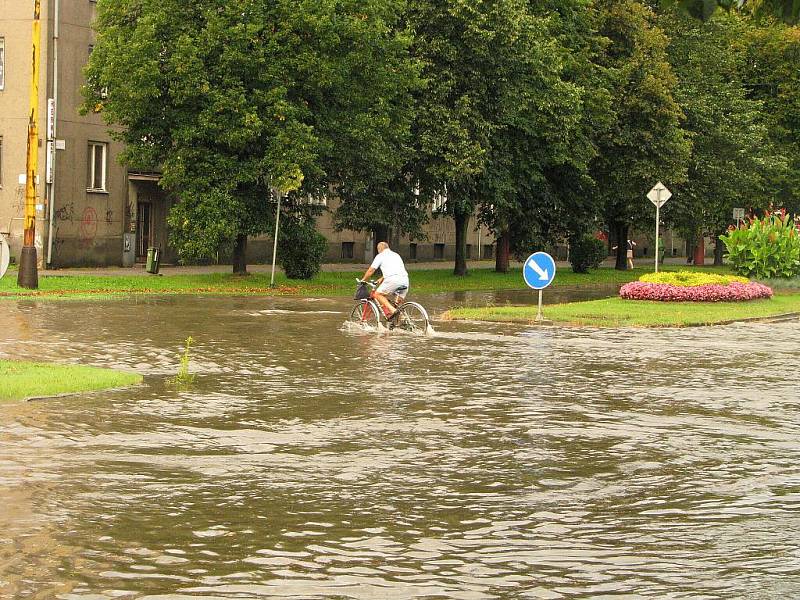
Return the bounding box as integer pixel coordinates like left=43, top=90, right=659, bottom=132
left=270, top=189, right=282, bottom=288
left=733, top=207, right=745, bottom=227
left=647, top=182, right=672, bottom=273
left=523, top=252, right=556, bottom=322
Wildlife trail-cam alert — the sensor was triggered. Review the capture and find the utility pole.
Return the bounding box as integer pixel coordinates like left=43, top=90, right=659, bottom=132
left=18, top=0, right=42, bottom=289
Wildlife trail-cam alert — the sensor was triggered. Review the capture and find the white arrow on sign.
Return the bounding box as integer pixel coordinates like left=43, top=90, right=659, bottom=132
left=528, top=258, right=549, bottom=281
left=647, top=181, right=672, bottom=208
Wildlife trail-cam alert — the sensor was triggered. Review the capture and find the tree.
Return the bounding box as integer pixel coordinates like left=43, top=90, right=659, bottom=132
left=84, top=0, right=418, bottom=273
left=592, top=0, right=691, bottom=270
left=482, top=0, right=614, bottom=272
left=661, top=11, right=785, bottom=265
left=739, top=22, right=800, bottom=216
left=663, top=0, right=800, bottom=24
left=406, top=0, right=592, bottom=276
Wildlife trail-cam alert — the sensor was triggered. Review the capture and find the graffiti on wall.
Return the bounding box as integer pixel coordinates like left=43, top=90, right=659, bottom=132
left=55, top=201, right=75, bottom=222
left=79, top=207, right=98, bottom=248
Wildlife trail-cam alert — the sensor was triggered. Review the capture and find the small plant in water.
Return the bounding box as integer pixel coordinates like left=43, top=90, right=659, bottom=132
left=170, top=336, right=196, bottom=387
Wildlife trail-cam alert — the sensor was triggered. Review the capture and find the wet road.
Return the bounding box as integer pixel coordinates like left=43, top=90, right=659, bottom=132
left=1, top=295, right=799, bottom=598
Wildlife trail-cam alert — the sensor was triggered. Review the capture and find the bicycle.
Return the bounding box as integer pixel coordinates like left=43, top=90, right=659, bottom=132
left=349, top=279, right=431, bottom=333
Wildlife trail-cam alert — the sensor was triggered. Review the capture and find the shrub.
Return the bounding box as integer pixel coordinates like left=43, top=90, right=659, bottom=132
left=639, top=271, right=749, bottom=287
left=720, top=210, right=800, bottom=279
left=620, top=281, right=773, bottom=302
left=569, top=235, right=607, bottom=273
left=278, top=219, right=328, bottom=279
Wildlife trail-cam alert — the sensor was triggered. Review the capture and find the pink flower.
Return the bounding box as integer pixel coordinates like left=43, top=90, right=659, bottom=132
left=619, top=281, right=773, bottom=302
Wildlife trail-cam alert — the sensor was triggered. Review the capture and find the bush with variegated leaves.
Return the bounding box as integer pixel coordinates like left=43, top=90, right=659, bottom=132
left=720, top=209, right=800, bottom=279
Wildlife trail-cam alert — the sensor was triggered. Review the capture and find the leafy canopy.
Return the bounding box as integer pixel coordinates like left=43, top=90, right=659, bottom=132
left=85, top=0, right=419, bottom=264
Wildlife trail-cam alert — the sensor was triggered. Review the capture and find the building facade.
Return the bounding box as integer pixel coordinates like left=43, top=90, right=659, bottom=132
left=0, top=1, right=493, bottom=268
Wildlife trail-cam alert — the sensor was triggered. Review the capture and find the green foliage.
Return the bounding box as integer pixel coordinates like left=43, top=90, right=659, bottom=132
left=740, top=24, right=800, bottom=215
left=171, top=336, right=196, bottom=387
left=592, top=0, right=691, bottom=269
left=640, top=271, right=749, bottom=285
left=721, top=211, right=800, bottom=278
left=661, top=0, right=800, bottom=25
left=569, top=235, right=607, bottom=274
left=85, top=0, right=419, bottom=270
left=278, top=219, right=328, bottom=280
left=407, top=0, right=593, bottom=274
left=661, top=11, right=785, bottom=243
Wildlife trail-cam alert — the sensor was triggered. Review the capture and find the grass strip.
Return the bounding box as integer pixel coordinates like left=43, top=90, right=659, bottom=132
left=0, top=360, right=143, bottom=402
left=0, top=264, right=734, bottom=300
left=443, top=292, right=800, bottom=328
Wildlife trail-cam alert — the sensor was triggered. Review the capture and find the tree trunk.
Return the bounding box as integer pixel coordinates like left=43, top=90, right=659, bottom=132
left=713, top=234, right=724, bottom=266
left=693, top=236, right=705, bottom=266
left=453, top=208, right=470, bottom=276
left=495, top=230, right=510, bottom=273
left=614, top=222, right=628, bottom=270
left=233, top=233, right=248, bottom=275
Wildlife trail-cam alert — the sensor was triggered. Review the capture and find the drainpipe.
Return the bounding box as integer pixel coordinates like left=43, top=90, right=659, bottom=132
left=46, top=0, right=60, bottom=265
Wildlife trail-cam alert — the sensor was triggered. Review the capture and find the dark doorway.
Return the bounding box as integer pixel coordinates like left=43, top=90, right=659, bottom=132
left=136, top=202, right=152, bottom=261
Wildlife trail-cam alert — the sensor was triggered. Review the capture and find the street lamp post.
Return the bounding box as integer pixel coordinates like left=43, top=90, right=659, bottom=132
left=18, top=0, right=42, bottom=289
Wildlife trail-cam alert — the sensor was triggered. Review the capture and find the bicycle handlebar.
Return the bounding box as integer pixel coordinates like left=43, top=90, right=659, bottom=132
left=356, top=278, right=378, bottom=288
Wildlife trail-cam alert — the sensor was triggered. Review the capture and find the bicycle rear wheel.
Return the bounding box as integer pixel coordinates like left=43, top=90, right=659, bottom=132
left=349, top=300, right=381, bottom=329
left=397, top=302, right=430, bottom=333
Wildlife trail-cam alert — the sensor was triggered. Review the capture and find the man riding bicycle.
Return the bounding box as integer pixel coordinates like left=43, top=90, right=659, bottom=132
left=360, top=241, right=409, bottom=321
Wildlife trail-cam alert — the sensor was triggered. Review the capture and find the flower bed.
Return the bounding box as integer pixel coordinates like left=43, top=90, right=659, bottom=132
left=620, top=281, right=773, bottom=302
left=639, top=271, right=749, bottom=287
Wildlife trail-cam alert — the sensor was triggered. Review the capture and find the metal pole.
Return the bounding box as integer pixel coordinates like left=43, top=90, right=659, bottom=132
left=270, top=190, right=282, bottom=287
left=18, top=0, right=42, bottom=289
left=655, top=200, right=660, bottom=273
left=535, top=289, right=544, bottom=322
left=46, top=0, right=60, bottom=266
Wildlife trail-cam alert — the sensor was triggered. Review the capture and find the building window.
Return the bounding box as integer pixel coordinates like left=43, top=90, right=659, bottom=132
left=0, top=38, right=5, bottom=91
left=87, top=142, right=108, bottom=191
left=341, top=241, right=354, bottom=259
left=482, top=244, right=494, bottom=260
left=306, top=193, right=327, bottom=207
left=434, top=243, right=445, bottom=260
left=466, top=244, right=473, bottom=259
left=432, top=188, right=447, bottom=213
left=409, top=243, right=417, bottom=260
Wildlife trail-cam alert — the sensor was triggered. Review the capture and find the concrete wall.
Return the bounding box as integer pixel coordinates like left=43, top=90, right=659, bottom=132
left=1, top=0, right=129, bottom=268
left=0, top=0, right=50, bottom=258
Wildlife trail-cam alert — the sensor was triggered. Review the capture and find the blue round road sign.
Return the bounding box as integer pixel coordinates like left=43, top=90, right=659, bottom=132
left=523, top=252, right=556, bottom=290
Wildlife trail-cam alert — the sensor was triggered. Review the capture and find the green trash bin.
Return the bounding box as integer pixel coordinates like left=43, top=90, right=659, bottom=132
left=145, top=247, right=161, bottom=274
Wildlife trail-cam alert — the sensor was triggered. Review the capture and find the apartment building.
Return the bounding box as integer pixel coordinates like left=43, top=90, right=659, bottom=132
left=0, top=1, right=493, bottom=268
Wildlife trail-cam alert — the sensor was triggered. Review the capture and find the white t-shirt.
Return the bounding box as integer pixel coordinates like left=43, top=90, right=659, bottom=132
left=370, top=249, right=408, bottom=282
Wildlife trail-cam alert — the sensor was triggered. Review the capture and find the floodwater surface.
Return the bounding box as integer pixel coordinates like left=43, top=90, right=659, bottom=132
left=1, top=295, right=799, bottom=599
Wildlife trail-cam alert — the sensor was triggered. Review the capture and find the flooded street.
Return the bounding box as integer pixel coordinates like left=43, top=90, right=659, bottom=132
left=1, top=295, right=799, bottom=598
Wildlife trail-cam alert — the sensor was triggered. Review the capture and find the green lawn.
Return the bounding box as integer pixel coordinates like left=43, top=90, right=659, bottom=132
left=0, top=264, right=734, bottom=300
left=0, top=360, right=143, bottom=402
left=443, top=292, right=800, bottom=327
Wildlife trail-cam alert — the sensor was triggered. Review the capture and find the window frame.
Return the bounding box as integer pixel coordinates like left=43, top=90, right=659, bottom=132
left=341, top=241, right=354, bottom=260
left=0, top=38, right=5, bottom=91
left=87, top=141, right=108, bottom=192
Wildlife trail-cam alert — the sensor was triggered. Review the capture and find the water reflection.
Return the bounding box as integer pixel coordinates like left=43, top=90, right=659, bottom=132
left=0, top=296, right=799, bottom=598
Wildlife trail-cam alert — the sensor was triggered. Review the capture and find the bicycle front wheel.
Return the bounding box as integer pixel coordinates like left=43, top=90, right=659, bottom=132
left=349, top=300, right=381, bottom=329
left=397, top=302, right=430, bottom=333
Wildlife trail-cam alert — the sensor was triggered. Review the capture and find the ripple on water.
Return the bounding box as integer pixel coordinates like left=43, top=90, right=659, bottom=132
left=0, top=297, right=798, bottom=598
